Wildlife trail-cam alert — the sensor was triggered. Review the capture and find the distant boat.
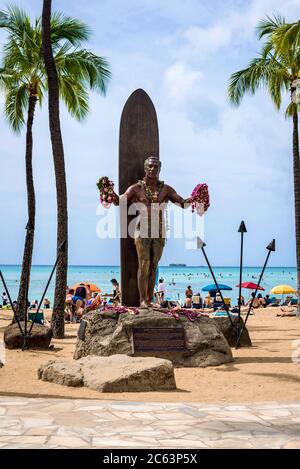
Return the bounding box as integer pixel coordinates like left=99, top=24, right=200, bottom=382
left=169, top=263, right=186, bottom=267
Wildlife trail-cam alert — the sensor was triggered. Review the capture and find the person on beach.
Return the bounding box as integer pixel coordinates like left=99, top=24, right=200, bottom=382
left=192, top=292, right=202, bottom=309
left=246, top=292, right=260, bottom=309
left=72, top=283, right=88, bottom=319
left=204, top=293, right=213, bottom=308
left=157, top=278, right=166, bottom=303
left=264, top=294, right=271, bottom=306
left=43, top=298, right=51, bottom=309
left=111, top=279, right=121, bottom=305
left=185, top=285, right=193, bottom=298
left=65, top=288, right=75, bottom=322
left=184, top=294, right=192, bottom=308
left=257, top=293, right=266, bottom=307
left=1, top=292, right=8, bottom=306
left=237, top=295, right=245, bottom=306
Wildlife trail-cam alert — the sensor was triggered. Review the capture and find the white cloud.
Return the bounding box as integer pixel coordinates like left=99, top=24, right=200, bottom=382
left=163, top=62, right=202, bottom=105
left=184, top=25, right=232, bottom=56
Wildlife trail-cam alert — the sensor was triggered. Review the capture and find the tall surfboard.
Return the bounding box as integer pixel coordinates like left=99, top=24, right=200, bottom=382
left=119, top=89, right=159, bottom=306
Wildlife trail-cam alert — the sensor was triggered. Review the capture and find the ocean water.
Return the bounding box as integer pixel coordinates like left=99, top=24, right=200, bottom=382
left=0, top=265, right=297, bottom=306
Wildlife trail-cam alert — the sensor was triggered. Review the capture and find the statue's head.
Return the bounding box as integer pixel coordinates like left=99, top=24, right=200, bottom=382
left=144, top=156, right=161, bottom=178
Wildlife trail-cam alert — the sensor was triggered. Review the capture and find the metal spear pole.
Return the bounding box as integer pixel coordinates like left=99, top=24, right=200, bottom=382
left=235, top=239, right=275, bottom=348
left=28, top=241, right=66, bottom=334
left=238, top=221, right=247, bottom=322
left=0, top=270, right=23, bottom=335
left=197, top=237, right=235, bottom=329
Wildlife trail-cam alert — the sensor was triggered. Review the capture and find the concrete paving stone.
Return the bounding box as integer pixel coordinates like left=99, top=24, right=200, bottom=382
left=109, top=404, right=159, bottom=412
left=208, top=439, right=254, bottom=449
left=131, top=436, right=160, bottom=445
left=47, top=436, right=91, bottom=448
left=132, top=412, right=157, bottom=420
left=73, top=405, right=105, bottom=411
left=92, top=437, right=144, bottom=448
left=21, top=417, right=54, bottom=428
left=0, top=418, right=22, bottom=428
left=283, top=440, right=300, bottom=449
left=3, top=436, right=47, bottom=446
left=156, top=439, right=208, bottom=448
left=25, top=426, right=59, bottom=436
left=0, top=400, right=29, bottom=406
left=0, top=429, right=25, bottom=436
left=0, top=397, right=300, bottom=449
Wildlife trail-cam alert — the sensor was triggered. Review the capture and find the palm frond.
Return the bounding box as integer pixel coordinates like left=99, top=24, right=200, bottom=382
left=58, top=74, right=89, bottom=120
left=228, top=57, right=281, bottom=105
left=257, top=14, right=285, bottom=39
left=56, top=49, right=111, bottom=94
left=4, top=82, right=28, bottom=132
left=272, top=21, right=300, bottom=53
left=285, top=101, right=299, bottom=118
left=50, top=11, right=91, bottom=46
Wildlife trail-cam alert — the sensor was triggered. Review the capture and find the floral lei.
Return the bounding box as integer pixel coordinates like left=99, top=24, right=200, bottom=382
left=190, top=183, right=210, bottom=215
left=97, top=176, right=115, bottom=208
left=99, top=303, right=209, bottom=322
left=139, top=178, right=164, bottom=203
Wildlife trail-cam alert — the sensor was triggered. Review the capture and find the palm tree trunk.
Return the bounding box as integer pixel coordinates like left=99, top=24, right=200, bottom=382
left=16, top=95, right=37, bottom=321
left=42, top=0, right=68, bottom=338
left=292, top=110, right=300, bottom=312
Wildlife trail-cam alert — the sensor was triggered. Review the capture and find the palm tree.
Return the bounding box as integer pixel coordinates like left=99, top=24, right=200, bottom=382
left=0, top=6, right=111, bottom=332
left=42, top=0, right=67, bottom=339
left=228, top=15, right=300, bottom=309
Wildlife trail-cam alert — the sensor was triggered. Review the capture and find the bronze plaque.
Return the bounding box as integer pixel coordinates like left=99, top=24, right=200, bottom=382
left=132, top=327, right=186, bottom=352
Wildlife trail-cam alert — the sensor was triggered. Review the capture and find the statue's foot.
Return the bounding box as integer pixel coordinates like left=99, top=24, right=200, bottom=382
left=148, top=302, right=161, bottom=309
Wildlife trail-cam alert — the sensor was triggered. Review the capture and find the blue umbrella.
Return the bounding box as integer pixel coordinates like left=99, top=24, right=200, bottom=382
left=202, top=283, right=232, bottom=292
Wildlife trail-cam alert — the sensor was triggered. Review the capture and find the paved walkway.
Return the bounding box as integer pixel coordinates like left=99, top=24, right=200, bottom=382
left=0, top=397, right=300, bottom=448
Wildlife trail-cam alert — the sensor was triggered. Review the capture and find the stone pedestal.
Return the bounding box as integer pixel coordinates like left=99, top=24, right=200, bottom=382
left=74, top=309, right=233, bottom=367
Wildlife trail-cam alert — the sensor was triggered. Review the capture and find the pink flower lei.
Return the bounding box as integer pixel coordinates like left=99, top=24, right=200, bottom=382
left=97, top=176, right=115, bottom=208
left=190, top=183, right=210, bottom=215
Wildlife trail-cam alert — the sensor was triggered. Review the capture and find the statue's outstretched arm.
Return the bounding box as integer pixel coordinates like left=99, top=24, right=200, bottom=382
left=168, top=186, right=191, bottom=209
left=113, top=185, right=136, bottom=206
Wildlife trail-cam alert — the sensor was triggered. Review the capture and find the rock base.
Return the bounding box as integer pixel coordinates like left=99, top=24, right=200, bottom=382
left=4, top=322, right=53, bottom=349
left=38, top=354, right=176, bottom=392
left=213, top=316, right=252, bottom=347
left=74, top=309, right=233, bottom=367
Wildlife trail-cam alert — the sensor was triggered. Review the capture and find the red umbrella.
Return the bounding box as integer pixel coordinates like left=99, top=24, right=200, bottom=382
left=236, top=282, right=265, bottom=291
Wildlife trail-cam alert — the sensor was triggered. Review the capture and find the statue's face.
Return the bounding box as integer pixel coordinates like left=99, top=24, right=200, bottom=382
left=145, top=159, right=161, bottom=178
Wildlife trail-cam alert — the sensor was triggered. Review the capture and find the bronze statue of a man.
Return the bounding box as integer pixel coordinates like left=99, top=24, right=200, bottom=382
left=113, top=156, right=190, bottom=308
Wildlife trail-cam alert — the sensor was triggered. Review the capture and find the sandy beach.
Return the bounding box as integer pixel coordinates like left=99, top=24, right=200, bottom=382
left=0, top=307, right=299, bottom=403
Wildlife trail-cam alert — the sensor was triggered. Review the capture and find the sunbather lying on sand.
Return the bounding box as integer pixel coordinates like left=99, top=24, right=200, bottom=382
left=276, top=307, right=299, bottom=317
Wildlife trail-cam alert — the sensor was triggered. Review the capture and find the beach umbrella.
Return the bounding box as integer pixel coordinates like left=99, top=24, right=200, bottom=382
left=71, top=282, right=101, bottom=293
left=270, top=285, right=296, bottom=295
left=236, top=282, right=265, bottom=291
left=202, top=283, right=232, bottom=292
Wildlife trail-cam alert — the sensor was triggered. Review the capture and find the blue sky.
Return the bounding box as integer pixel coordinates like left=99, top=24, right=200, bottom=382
left=0, top=0, right=299, bottom=266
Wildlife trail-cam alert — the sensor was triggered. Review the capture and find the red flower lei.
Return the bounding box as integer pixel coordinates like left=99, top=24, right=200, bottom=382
left=190, top=183, right=210, bottom=215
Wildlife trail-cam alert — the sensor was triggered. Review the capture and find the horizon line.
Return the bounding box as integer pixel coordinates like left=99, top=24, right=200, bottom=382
left=0, top=264, right=297, bottom=268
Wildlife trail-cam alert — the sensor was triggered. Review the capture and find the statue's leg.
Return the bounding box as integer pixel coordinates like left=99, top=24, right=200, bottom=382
left=147, top=238, right=165, bottom=304
left=135, top=237, right=151, bottom=307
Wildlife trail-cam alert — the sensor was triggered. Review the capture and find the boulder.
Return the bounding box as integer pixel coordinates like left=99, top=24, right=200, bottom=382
left=38, top=360, right=83, bottom=387
left=4, top=322, right=53, bottom=350
left=213, top=316, right=252, bottom=347
left=74, top=309, right=233, bottom=367
left=38, top=354, right=176, bottom=392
